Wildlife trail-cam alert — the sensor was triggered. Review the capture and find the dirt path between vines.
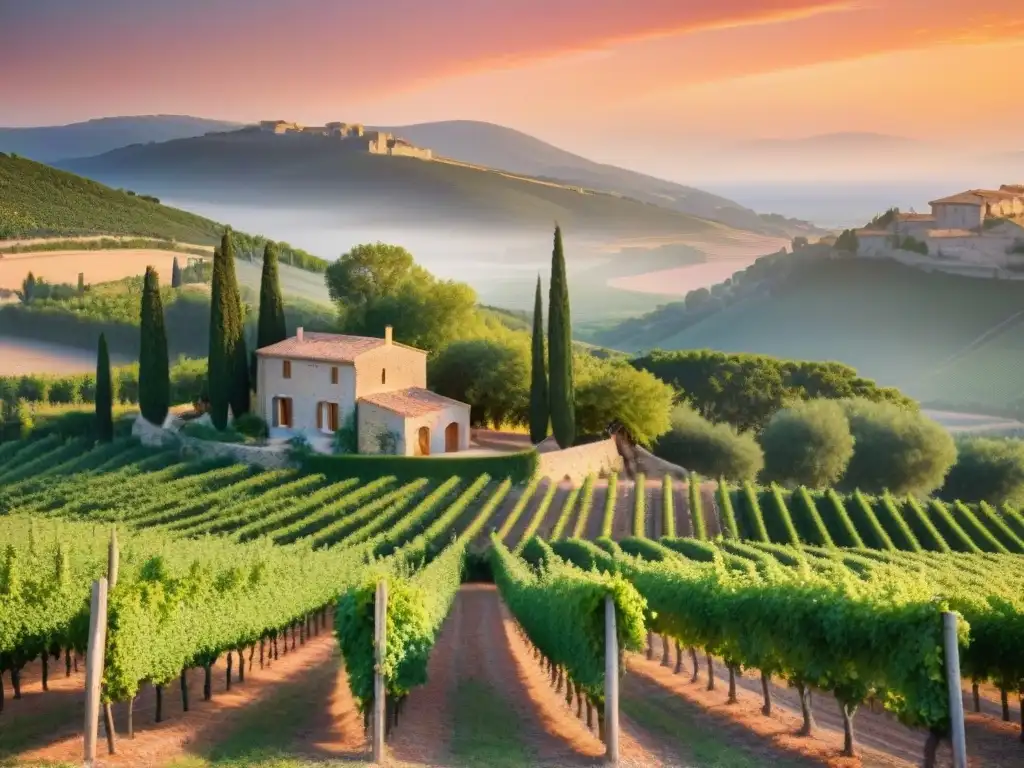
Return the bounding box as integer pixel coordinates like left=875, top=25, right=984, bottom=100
left=11, top=623, right=357, bottom=767
left=628, top=647, right=1024, bottom=768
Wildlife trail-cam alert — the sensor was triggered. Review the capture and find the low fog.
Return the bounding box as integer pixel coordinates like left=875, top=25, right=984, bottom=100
left=162, top=199, right=631, bottom=312
left=700, top=179, right=987, bottom=229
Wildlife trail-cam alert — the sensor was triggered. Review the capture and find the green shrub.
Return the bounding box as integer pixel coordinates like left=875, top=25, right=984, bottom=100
left=181, top=422, right=245, bottom=443
left=940, top=436, right=1024, bottom=507
left=653, top=404, right=763, bottom=481
left=232, top=412, right=268, bottom=441
left=839, top=398, right=956, bottom=496
left=760, top=399, right=854, bottom=488
left=332, top=412, right=358, bottom=455
left=300, top=449, right=538, bottom=485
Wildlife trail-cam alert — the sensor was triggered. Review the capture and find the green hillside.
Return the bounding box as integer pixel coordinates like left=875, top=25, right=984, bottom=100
left=0, top=153, right=222, bottom=242
left=57, top=130, right=736, bottom=237
left=0, top=154, right=328, bottom=274
left=913, top=314, right=1024, bottom=412
left=593, top=255, right=1024, bottom=411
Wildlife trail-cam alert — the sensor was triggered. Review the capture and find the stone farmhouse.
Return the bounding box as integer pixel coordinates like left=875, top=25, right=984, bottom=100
left=856, top=184, right=1024, bottom=270
left=253, top=327, right=470, bottom=456
left=256, top=120, right=433, bottom=159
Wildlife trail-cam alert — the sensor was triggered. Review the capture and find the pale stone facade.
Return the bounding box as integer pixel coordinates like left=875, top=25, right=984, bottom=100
left=254, top=327, right=470, bottom=456
left=357, top=396, right=470, bottom=456
left=256, top=119, right=432, bottom=159
left=855, top=184, right=1024, bottom=268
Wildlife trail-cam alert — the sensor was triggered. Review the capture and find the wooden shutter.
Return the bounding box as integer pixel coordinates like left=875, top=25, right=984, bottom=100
left=331, top=366, right=339, bottom=384
left=329, top=403, right=339, bottom=431
left=283, top=360, right=291, bottom=379
left=282, top=398, right=292, bottom=427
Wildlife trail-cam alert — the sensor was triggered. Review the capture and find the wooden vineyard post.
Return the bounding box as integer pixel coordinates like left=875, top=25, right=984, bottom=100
left=104, top=529, right=119, bottom=753
left=83, top=578, right=109, bottom=767
left=372, top=579, right=388, bottom=764
left=943, top=612, right=968, bottom=768
left=107, top=528, right=119, bottom=591
left=604, top=594, right=620, bottom=765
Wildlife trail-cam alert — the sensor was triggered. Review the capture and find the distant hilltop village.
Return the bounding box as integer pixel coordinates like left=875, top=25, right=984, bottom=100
left=251, top=120, right=433, bottom=160
left=854, top=184, right=1024, bottom=275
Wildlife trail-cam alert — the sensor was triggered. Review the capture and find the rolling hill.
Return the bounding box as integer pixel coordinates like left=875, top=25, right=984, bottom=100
left=0, top=153, right=223, bottom=243
left=0, top=153, right=335, bottom=306
left=55, top=129, right=749, bottom=239
left=374, top=120, right=819, bottom=235
left=0, top=115, right=241, bottom=163
left=590, top=253, right=1024, bottom=413
left=2, top=115, right=818, bottom=236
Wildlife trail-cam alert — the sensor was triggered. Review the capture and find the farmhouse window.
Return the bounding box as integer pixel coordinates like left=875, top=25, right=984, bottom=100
left=317, top=401, right=340, bottom=433
left=273, top=397, right=293, bottom=428
left=331, top=366, right=339, bottom=384
left=283, top=360, right=292, bottom=379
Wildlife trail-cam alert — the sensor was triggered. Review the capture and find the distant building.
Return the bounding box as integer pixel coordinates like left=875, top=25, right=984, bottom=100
left=928, top=189, right=1024, bottom=229
left=854, top=183, right=1024, bottom=270
left=259, top=120, right=301, bottom=134
left=256, top=118, right=433, bottom=159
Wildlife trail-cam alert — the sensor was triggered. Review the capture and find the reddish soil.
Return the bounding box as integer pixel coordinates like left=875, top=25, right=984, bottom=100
left=581, top=484, right=608, bottom=539
left=478, top=485, right=525, bottom=547
left=494, top=586, right=668, bottom=767
left=965, top=680, right=1023, bottom=725
left=504, top=479, right=550, bottom=548
left=629, top=645, right=1024, bottom=768
left=671, top=480, right=693, bottom=537
left=610, top=481, right=635, bottom=540
left=701, top=482, right=724, bottom=537
left=385, top=585, right=462, bottom=765
left=535, top=485, right=572, bottom=539
left=13, top=625, right=349, bottom=767
left=645, top=483, right=663, bottom=539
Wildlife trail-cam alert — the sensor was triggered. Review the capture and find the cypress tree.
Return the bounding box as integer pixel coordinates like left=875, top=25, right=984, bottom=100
left=208, top=245, right=231, bottom=429
left=547, top=225, right=575, bottom=449
left=223, top=233, right=251, bottom=418
left=95, top=333, right=113, bottom=442
left=208, top=232, right=249, bottom=428
left=252, top=242, right=288, bottom=382
left=138, top=266, right=170, bottom=426
left=171, top=257, right=182, bottom=288
left=529, top=275, right=549, bottom=443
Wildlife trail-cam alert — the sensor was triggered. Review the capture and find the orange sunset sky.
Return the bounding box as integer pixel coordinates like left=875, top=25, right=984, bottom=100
left=2, top=0, right=1022, bottom=170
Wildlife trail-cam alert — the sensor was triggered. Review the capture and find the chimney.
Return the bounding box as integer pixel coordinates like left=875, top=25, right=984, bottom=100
left=296, top=327, right=304, bottom=342
left=384, top=325, right=393, bottom=345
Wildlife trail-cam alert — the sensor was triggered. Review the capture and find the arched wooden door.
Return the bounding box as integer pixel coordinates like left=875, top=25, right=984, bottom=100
left=417, top=426, right=431, bottom=456
left=444, top=422, right=459, bottom=452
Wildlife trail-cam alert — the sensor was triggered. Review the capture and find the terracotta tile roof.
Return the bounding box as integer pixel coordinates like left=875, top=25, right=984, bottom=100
left=359, top=387, right=469, bottom=417
left=256, top=332, right=386, bottom=363
left=855, top=229, right=890, bottom=237
left=930, top=192, right=985, bottom=206
left=931, top=189, right=1024, bottom=206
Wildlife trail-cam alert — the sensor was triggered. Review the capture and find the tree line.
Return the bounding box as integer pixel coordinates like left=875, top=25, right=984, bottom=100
left=92, top=231, right=290, bottom=436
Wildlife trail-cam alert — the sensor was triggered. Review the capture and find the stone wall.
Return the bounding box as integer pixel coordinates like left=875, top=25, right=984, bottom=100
left=857, top=242, right=1024, bottom=277
left=131, top=415, right=293, bottom=469
left=535, top=438, right=623, bottom=483
left=634, top=447, right=689, bottom=480
left=389, top=145, right=433, bottom=160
